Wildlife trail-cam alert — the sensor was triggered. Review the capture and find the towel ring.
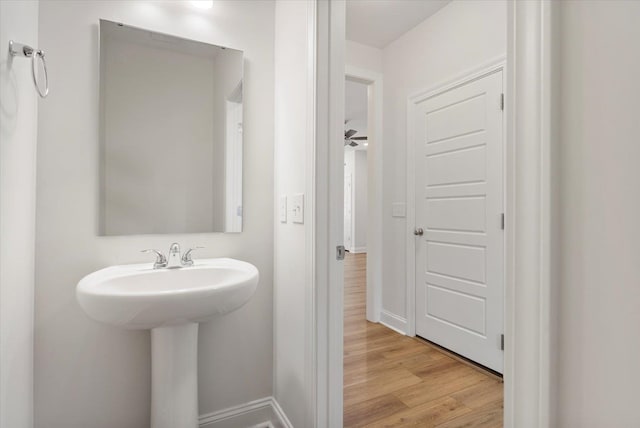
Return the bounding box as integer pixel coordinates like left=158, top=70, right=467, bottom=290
left=9, top=40, right=49, bottom=99
left=31, top=49, right=49, bottom=98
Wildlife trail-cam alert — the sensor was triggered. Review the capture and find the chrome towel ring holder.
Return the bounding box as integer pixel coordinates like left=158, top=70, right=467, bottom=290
left=9, top=40, right=49, bottom=98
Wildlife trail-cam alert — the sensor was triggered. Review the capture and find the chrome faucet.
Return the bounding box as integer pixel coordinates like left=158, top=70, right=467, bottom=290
left=141, top=243, right=204, bottom=269
left=181, top=246, right=203, bottom=267
left=167, top=243, right=182, bottom=269
left=141, top=249, right=167, bottom=269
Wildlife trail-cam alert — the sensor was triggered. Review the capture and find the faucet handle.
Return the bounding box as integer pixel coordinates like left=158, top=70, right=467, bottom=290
left=181, top=246, right=204, bottom=266
left=141, top=249, right=167, bottom=269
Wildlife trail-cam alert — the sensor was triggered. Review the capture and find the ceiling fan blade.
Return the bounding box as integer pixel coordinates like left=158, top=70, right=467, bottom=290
left=349, top=141, right=358, bottom=147
left=344, top=129, right=357, bottom=138
left=351, top=136, right=368, bottom=140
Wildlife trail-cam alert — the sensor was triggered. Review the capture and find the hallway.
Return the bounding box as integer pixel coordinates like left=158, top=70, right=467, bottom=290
left=343, top=253, right=504, bottom=427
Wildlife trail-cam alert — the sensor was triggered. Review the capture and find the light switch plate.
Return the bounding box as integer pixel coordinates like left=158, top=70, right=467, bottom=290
left=279, top=195, right=287, bottom=223
left=290, top=193, right=304, bottom=224
left=392, top=202, right=406, bottom=218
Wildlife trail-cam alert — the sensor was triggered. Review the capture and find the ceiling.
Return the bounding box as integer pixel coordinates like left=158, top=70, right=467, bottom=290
left=346, top=0, right=450, bottom=48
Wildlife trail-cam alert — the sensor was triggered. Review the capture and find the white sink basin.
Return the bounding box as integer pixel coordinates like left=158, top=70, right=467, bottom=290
left=76, top=257, right=259, bottom=428
left=77, top=258, right=259, bottom=329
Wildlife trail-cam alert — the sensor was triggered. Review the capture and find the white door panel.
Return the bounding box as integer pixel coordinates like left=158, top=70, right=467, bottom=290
left=425, top=197, right=486, bottom=232
left=424, top=272, right=486, bottom=297
left=426, top=145, right=486, bottom=186
left=426, top=285, right=486, bottom=335
left=424, top=131, right=486, bottom=156
left=414, top=70, right=504, bottom=373
left=426, top=242, right=486, bottom=284
left=425, top=95, right=486, bottom=143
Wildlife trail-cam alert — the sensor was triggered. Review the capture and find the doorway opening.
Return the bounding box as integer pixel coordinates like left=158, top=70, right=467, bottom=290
left=340, top=1, right=507, bottom=426
left=317, top=1, right=553, bottom=426
left=343, top=79, right=369, bottom=259
left=343, top=69, right=503, bottom=427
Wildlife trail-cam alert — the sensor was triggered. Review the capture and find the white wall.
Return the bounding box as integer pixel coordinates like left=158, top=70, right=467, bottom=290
left=0, top=3, right=38, bottom=427
left=346, top=40, right=382, bottom=73
left=273, top=1, right=314, bottom=426
left=35, top=2, right=274, bottom=427
left=380, top=0, right=506, bottom=322
left=555, top=1, right=640, bottom=426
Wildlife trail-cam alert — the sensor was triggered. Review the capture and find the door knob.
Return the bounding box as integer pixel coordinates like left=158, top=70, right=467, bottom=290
left=414, top=228, right=424, bottom=236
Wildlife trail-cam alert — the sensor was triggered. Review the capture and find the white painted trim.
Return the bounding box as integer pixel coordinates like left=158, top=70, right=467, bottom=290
left=408, top=56, right=507, bottom=104
left=380, top=311, right=407, bottom=335
left=311, top=1, right=345, bottom=427
left=305, top=0, right=319, bottom=425
left=345, top=65, right=383, bottom=324
left=405, top=57, right=506, bottom=339
left=503, top=1, right=554, bottom=426
left=198, top=397, right=292, bottom=428
left=405, top=96, right=416, bottom=338
left=271, top=397, right=294, bottom=428
left=349, top=246, right=367, bottom=254
left=199, top=397, right=271, bottom=425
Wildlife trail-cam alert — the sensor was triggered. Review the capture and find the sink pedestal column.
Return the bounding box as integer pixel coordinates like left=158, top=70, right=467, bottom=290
left=151, top=323, right=199, bottom=428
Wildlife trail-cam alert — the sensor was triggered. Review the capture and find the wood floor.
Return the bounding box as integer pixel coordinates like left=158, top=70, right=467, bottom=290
left=343, top=253, right=503, bottom=427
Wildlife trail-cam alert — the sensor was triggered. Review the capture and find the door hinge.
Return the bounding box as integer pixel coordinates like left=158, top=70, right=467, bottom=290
left=336, top=245, right=346, bottom=261
left=501, top=213, right=505, bottom=230
left=500, top=93, right=504, bottom=111
left=500, top=334, right=505, bottom=351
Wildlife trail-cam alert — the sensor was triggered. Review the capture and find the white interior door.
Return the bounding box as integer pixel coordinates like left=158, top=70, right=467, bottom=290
left=344, top=173, right=352, bottom=251
left=414, top=70, right=504, bottom=373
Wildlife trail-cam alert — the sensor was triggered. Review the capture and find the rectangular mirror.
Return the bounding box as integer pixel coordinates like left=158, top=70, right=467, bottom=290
left=99, top=19, right=243, bottom=235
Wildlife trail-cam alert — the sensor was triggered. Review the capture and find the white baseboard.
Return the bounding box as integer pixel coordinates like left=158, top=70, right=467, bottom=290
left=271, top=398, right=294, bottom=428
left=350, top=246, right=367, bottom=254
left=199, top=397, right=292, bottom=428
left=380, top=310, right=407, bottom=335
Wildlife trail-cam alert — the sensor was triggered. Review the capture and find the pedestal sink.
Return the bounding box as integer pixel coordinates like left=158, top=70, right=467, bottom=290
left=76, top=258, right=259, bottom=428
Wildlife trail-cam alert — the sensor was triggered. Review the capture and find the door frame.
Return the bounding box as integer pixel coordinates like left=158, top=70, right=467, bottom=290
left=405, top=57, right=506, bottom=338
left=345, top=66, right=383, bottom=323
left=314, top=1, right=555, bottom=427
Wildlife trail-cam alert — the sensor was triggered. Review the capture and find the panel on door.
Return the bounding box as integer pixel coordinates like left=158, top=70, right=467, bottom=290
left=414, top=70, right=504, bottom=373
